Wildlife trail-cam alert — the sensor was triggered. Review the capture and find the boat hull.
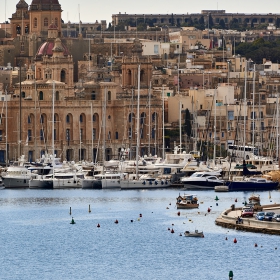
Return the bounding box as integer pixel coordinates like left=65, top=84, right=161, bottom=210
left=176, top=203, right=199, bottom=209
left=82, top=179, right=102, bottom=189
left=184, top=231, right=204, bottom=237
left=120, top=180, right=171, bottom=190
left=2, top=177, right=30, bottom=188
left=183, top=181, right=224, bottom=190
left=225, top=181, right=279, bottom=191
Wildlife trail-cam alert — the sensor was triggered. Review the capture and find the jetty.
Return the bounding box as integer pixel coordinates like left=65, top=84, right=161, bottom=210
left=215, top=203, right=280, bottom=235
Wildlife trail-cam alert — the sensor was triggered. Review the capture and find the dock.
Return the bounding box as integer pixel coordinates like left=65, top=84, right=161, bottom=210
left=215, top=203, right=280, bottom=235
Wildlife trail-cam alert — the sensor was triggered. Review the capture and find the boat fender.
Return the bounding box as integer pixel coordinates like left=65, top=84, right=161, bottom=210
left=142, top=181, right=146, bottom=185
left=165, top=180, right=168, bottom=185
left=155, top=181, right=158, bottom=185
left=161, top=181, right=164, bottom=185
left=149, top=181, right=152, bottom=185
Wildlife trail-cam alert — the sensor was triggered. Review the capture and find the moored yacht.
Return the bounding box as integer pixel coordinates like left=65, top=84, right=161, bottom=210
left=181, top=170, right=224, bottom=190
left=2, top=156, right=31, bottom=188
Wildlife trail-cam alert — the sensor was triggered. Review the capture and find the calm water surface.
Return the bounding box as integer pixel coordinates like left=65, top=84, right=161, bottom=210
left=0, top=188, right=280, bottom=280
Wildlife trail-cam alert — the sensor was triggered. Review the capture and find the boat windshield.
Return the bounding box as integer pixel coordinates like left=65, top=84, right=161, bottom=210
left=190, top=173, right=203, bottom=178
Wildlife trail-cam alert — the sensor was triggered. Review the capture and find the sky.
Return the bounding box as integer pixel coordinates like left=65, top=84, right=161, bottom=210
left=1, top=0, right=280, bottom=26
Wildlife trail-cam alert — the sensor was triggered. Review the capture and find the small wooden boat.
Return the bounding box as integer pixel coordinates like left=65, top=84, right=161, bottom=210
left=184, top=230, right=204, bottom=237
left=248, top=194, right=261, bottom=205
left=176, top=193, right=199, bottom=209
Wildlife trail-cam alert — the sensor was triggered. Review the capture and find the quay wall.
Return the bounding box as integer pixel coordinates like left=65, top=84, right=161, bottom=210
left=216, top=204, right=280, bottom=235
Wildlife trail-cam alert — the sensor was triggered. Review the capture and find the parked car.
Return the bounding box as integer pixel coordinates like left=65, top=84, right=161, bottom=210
left=273, top=214, right=280, bottom=222
left=241, top=208, right=254, bottom=217
left=264, top=212, right=275, bottom=221
left=255, top=212, right=265, bottom=221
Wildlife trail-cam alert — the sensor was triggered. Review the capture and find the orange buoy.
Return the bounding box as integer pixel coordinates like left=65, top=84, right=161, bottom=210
left=115, top=219, right=118, bottom=224
left=171, top=228, right=174, bottom=233
left=255, top=243, right=258, bottom=247
left=97, top=223, right=100, bottom=228
left=233, top=238, right=237, bottom=243
left=177, top=211, right=181, bottom=216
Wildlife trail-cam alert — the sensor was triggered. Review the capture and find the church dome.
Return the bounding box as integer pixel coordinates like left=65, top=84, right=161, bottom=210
left=16, top=0, right=28, bottom=9
left=35, top=40, right=70, bottom=59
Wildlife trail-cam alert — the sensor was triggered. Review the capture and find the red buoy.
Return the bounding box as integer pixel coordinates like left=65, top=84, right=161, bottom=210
left=235, top=198, right=237, bottom=202
left=255, top=243, right=258, bottom=247
left=97, top=223, right=100, bottom=228
left=177, top=211, right=181, bottom=216
left=171, top=228, right=174, bottom=233
left=233, top=238, right=237, bottom=243
left=207, top=208, right=211, bottom=213
left=115, top=219, right=118, bottom=224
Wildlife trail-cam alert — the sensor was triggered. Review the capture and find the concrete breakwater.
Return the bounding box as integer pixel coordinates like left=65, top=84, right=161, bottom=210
left=215, top=204, right=280, bottom=235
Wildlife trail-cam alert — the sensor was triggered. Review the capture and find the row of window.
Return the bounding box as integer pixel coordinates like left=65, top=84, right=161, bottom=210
left=33, top=17, right=59, bottom=28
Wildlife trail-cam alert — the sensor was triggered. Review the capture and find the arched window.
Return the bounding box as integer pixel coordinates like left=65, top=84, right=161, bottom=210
left=40, top=115, right=44, bottom=123
left=128, top=113, right=134, bottom=123
left=92, top=115, right=96, bottom=122
left=140, top=112, right=146, bottom=124
left=91, top=91, right=96, bottom=100
left=108, top=91, right=111, bottom=101
left=140, top=69, right=145, bottom=82
left=55, top=91, right=59, bottom=101
left=44, top=18, right=48, bottom=27
left=34, top=18, right=37, bottom=28
left=152, top=112, right=157, bottom=122
left=21, top=92, right=25, bottom=98
left=108, top=131, right=111, bottom=140
left=66, top=114, right=70, bottom=123
left=39, top=91, right=43, bottom=100
left=115, top=131, right=119, bottom=139
left=80, top=114, right=83, bottom=122
left=61, top=70, right=66, bottom=83
left=28, top=115, right=31, bottom=124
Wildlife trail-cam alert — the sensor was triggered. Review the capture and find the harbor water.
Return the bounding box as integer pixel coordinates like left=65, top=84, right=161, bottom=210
left=0, top=188, right=280, bottom=280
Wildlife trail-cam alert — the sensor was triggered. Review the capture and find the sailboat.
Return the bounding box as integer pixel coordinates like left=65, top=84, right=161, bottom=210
left=120, top=66, right=171, bottom=190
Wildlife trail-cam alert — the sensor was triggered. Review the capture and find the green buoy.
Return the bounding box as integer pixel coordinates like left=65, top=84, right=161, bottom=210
left=215, top=196, right=219, bottom=201
left=70, top=217, right=76, bottom=224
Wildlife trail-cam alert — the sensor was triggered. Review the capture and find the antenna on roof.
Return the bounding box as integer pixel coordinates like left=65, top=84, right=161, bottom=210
left=78, top=4, right=81, bottom=35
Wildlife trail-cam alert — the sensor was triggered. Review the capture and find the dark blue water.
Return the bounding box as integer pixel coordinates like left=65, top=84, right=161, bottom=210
left=0, top=189, right=279, bottom=280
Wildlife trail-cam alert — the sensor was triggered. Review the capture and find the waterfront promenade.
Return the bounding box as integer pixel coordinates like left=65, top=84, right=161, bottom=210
left=215, top=203, right=280, bottom=235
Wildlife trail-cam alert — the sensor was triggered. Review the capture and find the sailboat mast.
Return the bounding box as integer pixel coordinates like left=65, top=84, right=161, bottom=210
left=102, top=87, right=107, bottom=174
left=91, top=103, right=93, bottom=162
left=179, top=101, right=182, bottom=152
left=5, top=86, right=8, bottom=167
left=136, top=65, right=140, bottom=176
left=243, top=60, right=247, bottom=159
left=214, top=88, right=216, bottom=163
left=148, top=81, right=151, bottom=156
left=52, top=81, right=55, bottom=177
left=162, top=85, right=165, bottom=159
